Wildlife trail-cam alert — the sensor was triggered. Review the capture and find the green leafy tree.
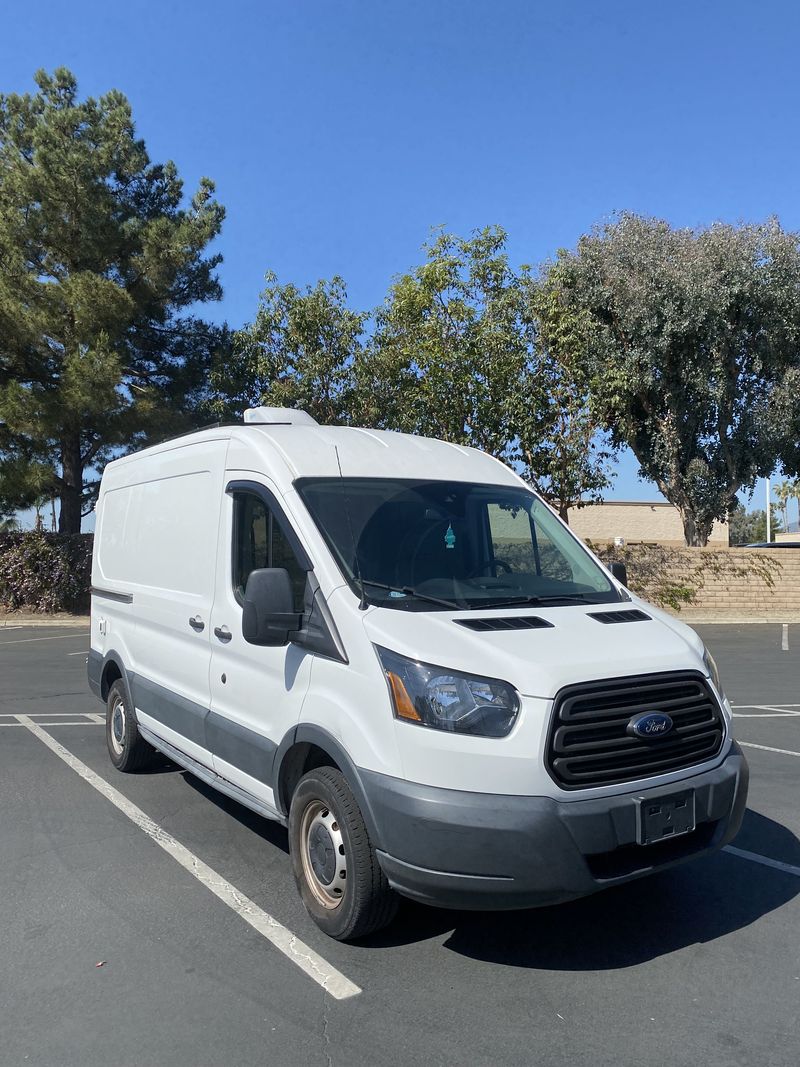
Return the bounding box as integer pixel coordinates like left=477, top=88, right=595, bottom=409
left=551, top=214, right=800, bottom=545
left=727, top=502, right=782, bottom=545
left=774, top=476, right=800, bottom=532
left=775, top=479, right=794, bottom=531
left=368, top=227, right=530, bottom=456
left=0, top=68, right=225, bottom=532
left=792, top=478, right=800, bottom=531
left=211, top=228, right=618, bottom=522
left=212, top=274, right=366, bottom=424
left=515, top=264, right=616, bottom=520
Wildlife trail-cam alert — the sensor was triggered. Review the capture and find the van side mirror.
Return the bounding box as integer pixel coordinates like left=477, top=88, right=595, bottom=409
left=609, top=561, right=628, bottom=587
left=242, top=568, right=303, bottom=646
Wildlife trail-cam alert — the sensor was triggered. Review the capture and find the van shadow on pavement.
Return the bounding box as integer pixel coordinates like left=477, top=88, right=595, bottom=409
left=368, top=809, right=799, bottom=970
left=182, top=769, right=291, bottom=855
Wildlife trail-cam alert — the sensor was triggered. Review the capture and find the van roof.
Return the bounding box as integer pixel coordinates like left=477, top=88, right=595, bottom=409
left=237, top=423, right=522, bottom=485
left=105, top=415, right=523, bottom=488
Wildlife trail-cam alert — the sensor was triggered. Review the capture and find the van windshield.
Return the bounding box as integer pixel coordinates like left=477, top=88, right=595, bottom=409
left=296, top=478, right=621, bottom=611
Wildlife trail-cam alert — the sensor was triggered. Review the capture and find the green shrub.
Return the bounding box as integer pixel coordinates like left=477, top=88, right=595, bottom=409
left=0, top=532, right=93, bottom=613
left=591, top=542, right=780, bottom=611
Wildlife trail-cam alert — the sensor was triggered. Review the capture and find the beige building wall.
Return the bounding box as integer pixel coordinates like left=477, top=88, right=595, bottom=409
left=568, top=501, right=728, bottom=546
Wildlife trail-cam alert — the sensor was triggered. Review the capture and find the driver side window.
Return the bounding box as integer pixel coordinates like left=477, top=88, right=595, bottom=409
left=232, top=492, right=307, bottom=610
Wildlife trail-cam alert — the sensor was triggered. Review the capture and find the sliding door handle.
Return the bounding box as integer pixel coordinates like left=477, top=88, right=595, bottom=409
left=188, top=616, right=205, bottom=632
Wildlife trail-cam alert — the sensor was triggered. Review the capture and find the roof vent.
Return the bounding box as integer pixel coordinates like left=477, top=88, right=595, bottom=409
left=456, top=616, right=554, bottom=632
left=243, top=407, right=318, bottom=426
left=588, top=609, right=651, bottom=624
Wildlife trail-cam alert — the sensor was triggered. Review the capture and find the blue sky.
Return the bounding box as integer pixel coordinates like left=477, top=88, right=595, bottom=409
left=4, top=0, right=800, bottom=515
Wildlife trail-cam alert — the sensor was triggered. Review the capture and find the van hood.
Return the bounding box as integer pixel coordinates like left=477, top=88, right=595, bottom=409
left=362, top=601, right=707, bottom=698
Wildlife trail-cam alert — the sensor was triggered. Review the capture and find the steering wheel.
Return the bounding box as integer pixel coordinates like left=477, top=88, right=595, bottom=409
left=467, top=557, right=514, bottom=579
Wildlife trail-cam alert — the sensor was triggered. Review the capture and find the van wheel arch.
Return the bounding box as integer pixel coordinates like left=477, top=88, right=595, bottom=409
left=275, top=727, right=383, bottom=850
left=100, top=658, right=123, bottom=702
left=98, top=654, right=137, bottom=736
left=278, top=742, right=341, bottom=816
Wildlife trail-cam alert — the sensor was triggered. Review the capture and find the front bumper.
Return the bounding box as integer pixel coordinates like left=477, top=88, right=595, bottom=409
left=363, top=745, right=748, bottom=910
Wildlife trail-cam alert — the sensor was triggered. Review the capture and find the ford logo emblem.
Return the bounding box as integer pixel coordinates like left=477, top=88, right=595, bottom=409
left=627, top=711, right=674, bottom=738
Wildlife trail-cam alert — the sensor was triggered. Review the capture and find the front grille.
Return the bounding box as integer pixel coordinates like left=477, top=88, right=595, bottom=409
left=456, top=616, right=553, bottom=632
left=546, top=671, right=725, bottom=790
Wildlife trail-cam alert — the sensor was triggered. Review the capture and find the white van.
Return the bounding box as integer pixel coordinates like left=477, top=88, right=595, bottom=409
left=88, top=408, right=748, bottom=940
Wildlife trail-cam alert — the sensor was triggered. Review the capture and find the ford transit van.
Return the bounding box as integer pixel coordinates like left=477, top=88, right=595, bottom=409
left=88, top=408, right=748, bottom=940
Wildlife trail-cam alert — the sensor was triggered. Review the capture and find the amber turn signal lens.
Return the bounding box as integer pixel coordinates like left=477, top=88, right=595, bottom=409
left=386, top=670, right=421, bottom=721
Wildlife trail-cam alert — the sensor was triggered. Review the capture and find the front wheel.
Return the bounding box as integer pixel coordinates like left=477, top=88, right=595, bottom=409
left=289, top=767, right=398, bottom=940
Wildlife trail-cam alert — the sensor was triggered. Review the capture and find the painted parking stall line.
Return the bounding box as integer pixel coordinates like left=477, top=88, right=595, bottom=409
left=0, top=713, right=104, bottom=727
left=0, top=721, right=103, bottom=727
left=724, top=845, right=800, bottom=878
left=0, top=631, right=90, bottom=646
left=738, top=740, right=800, bottom=758
left=731, top=704, right=800, bottom=718
left=17, top=716, right=361, bottom=1001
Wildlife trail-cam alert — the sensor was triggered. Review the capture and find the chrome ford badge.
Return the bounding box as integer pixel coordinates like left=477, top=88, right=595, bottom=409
left=627, top=711, right=674, bottom=738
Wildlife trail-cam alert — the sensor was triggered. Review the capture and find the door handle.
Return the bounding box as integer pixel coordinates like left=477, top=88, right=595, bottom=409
left=188, top=616, right=205, bottom=632
left=214, top=625, right=232, bottom=643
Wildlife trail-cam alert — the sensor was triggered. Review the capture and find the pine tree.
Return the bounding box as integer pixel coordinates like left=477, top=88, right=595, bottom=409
left=0, top=69, right=225, bottom=531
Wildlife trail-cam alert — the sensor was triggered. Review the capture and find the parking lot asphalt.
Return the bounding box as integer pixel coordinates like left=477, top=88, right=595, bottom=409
left=1, top=622, right=798, bottom=1067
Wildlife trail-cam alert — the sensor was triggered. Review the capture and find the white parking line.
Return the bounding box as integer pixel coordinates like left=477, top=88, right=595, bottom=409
left=733, top=713, right=799, bottom=718
left=0, top=712, right=96, bottom=721
left=782, top=624, right=789, bottom=651
left=0, top=721, right=103, bottom=727
left=17, top=716, right=361, bottom=1001
left=738, top=740, right=800, bottom=757
left=731, top=704, right=800, bottom=718
left=724, top=845, right=800, bottom=878
left=66, top=650, right=89, bottom=657
left=0, top=632, right=90, bottom=646
left=731, top=703, right=800, bottom=708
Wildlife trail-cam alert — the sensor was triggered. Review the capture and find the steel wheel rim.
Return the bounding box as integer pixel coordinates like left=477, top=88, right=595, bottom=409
left=299, top=799, right=347, bottom=909
left=109, top=694, right=126, bottom=756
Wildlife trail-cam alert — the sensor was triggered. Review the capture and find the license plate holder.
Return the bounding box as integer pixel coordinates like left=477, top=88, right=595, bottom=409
left=636, top=789, right=696, bottom=846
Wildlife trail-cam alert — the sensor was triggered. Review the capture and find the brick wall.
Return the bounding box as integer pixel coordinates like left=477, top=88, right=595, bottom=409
left=659, top=548, right=800, bottom=621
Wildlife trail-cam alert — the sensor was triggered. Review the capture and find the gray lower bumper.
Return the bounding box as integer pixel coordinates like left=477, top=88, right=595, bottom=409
left=362, top=746, right=748, bottom=910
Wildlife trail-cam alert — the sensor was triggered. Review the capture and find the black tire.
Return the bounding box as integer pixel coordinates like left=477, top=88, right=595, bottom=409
left=289, top=766, right=398, bottom=941
left=105, top=679, right=157, bottom=772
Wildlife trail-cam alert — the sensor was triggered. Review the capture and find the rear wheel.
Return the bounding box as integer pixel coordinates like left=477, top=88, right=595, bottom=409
left=105, top=679, right=157, bottom=772
left=289, top=766, right=398, bottom=940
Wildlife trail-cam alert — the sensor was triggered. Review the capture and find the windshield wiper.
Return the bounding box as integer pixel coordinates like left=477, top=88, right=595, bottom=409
left=360, top=580, right=464, bottom=610
left=473, top=593, right=600, bottom=609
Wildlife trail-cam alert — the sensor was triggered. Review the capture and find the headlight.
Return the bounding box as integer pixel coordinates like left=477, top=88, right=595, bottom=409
left=376, top=646, right=520, bottom=738
left=703, top=648, right=724, bottom=698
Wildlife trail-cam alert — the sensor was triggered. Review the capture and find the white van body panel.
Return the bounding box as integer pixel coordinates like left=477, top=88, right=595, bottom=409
left=297, top=586, right=404, bottom=780
left=207, top=473, right=313, bottom=810
left=356, top=602, right=731, bottom=800
left=92, top=435, right=229, bottom=769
